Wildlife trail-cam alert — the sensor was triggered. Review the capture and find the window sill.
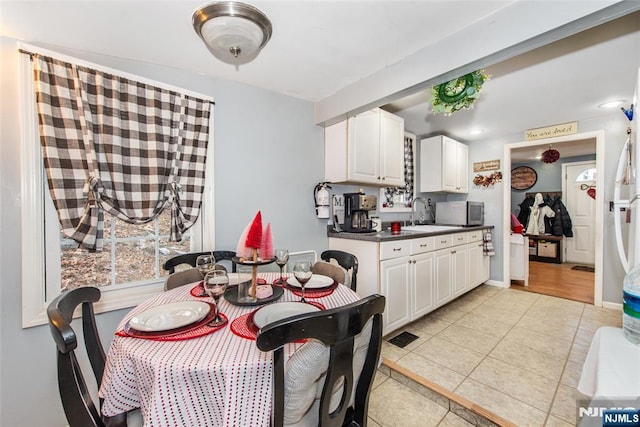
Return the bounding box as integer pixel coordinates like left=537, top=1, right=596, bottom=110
left=23, top=281, right=165, bottom=328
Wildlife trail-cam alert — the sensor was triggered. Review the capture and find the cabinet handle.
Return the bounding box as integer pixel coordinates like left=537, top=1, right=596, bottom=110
left=413, top=260, right=416, bottom=264
left=478, top=243, right=483, bottom=247
left=381, top=177, right=385, bottom=180
left=377, top=176, right=381, bottom=180
left=451, top=250, right=457, bottom=254
left=420, top=244, right=427, bottom=247
left=440, top=240, right=447, bottom=244
left=393, top=248, right=401, bottom=251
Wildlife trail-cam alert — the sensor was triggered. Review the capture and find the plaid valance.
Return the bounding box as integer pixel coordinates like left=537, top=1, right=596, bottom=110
left=33, top=55, right=212, bottom=251
left=384, top=135, right=414, bottom=205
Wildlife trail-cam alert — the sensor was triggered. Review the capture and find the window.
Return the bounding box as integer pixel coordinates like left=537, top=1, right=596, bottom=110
left=20, top=44, right=215, bottom=327
left=378, top=132, right=416, bottom=212
left=576, top=168, right=597, bottom=182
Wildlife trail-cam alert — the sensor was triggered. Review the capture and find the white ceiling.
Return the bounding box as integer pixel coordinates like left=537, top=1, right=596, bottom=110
left=2, top=1, right=639, bottom=162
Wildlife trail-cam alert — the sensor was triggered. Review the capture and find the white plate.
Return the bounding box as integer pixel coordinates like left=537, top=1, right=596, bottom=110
left=286, top=274, right=334, bottom=289
left=129, top=301, right=210, bottom=332
left=253, top=302, right=321, bottom=329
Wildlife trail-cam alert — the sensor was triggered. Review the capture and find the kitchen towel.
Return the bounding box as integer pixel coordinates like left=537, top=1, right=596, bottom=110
left=483, top=229, right=495, bottom=256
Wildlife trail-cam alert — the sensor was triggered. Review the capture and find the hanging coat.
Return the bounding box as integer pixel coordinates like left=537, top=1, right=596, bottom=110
left=517, top=195, right=535, bottom=229
left=548, top=196, right=574, bottom=237
left=526, top=193, right=555, bottom=235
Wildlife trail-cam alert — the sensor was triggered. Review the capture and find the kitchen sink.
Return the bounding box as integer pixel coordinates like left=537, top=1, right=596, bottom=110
left=402, top=224, right=464, bottom=233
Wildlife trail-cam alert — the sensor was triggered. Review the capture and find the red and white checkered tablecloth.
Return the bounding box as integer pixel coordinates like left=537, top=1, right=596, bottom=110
left=99, top=272, right=360, bottom=427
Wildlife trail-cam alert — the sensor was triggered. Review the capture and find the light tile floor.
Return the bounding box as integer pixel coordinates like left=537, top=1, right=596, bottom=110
left=370, top=285, right=622, bottom=426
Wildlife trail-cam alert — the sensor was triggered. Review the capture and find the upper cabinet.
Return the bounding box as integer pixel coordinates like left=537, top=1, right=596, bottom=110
left=419, top=135, right=468, bottom=193
left=324, top=108, right=404, bottom=187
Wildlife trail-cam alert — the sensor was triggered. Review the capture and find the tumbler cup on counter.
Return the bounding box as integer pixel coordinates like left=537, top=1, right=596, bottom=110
left=391, top=221, right=401, bottom=234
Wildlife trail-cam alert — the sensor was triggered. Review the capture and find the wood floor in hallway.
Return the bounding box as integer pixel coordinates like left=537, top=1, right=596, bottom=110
left=511, top=261, right=594, bottom=304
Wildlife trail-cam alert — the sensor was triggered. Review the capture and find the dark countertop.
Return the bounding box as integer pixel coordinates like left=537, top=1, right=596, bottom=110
left=327, top=224, right=494, bottom=242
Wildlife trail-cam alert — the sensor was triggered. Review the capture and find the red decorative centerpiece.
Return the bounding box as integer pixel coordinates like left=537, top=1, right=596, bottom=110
left=235, top=211, right=275, bottom=299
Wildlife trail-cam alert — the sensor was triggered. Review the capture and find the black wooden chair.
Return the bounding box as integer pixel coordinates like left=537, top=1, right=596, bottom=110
left=320, top=250, right=359, bottom=292
left=162, top=250, right=237, bottom=274
left=47, top=286, right=141, bottom=427
left=256, top=294, right=385, bottom=427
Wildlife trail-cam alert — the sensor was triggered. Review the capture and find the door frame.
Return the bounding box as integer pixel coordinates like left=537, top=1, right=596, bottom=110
left=562, top=160, right=597, bottom=264
left=502, top=130, right=605, bottom=306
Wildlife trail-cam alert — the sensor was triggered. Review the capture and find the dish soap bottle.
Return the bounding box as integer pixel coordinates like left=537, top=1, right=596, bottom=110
left=623, top=264, right=640, bottom=345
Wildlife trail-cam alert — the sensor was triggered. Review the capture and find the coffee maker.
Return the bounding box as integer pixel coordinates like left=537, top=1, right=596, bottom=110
left=343, top=192, right=377, bottom=232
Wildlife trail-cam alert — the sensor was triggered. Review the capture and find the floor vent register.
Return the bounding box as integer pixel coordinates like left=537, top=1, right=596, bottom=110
left=388, top=331, right=419, bottom=348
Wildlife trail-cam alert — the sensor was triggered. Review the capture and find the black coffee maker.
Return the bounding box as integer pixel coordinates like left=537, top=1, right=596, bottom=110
left=343, top=192, right=377, bottom=233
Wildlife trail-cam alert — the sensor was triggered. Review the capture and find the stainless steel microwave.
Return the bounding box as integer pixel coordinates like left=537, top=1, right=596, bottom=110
left=435, top=201, right=484, bottom=226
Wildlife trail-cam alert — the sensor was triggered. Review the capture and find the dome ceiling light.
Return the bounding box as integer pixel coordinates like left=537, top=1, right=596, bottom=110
left=193, top=1, right=272, bottom=65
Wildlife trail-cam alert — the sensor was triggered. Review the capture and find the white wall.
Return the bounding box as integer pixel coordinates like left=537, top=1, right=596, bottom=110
left=0, top=36, right=324, bottom=426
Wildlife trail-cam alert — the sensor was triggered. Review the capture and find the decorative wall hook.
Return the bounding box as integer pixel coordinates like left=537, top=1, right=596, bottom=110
left=621, top=104, right=634, bottom=121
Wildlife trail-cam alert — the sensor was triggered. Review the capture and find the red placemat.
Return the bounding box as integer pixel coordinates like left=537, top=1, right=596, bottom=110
left=230, top=302, right=326, bottom=341
left=116, top=303, right=227, bottom=341
left=190, top=282, right=207, bottom=297
left=230, top=311, right=259, bottom=340
left=285, top=281, right=338, bottom=298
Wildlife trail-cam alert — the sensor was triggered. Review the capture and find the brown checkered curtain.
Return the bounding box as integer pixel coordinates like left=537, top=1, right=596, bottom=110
left=33, top=55, right=211, bottom=251
left=384, top=135, right=414, bottom=205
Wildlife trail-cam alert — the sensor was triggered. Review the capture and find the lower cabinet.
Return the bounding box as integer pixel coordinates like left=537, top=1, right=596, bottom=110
left=411, top=252, right=435, bottom=319
left=328, top=228, right=491, bottom=336
left=380, top=256, right=411, bottom=333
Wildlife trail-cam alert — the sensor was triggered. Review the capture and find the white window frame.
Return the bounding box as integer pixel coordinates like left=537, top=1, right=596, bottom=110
left=19, top=43, right=215, bottom=328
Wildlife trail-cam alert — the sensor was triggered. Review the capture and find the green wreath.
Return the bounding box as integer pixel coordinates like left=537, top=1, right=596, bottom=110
left=430, top=70, right=489, bottom=115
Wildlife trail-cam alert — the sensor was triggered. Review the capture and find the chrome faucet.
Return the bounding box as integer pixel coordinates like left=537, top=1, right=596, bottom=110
left=411, top=197, right=428, bottom=225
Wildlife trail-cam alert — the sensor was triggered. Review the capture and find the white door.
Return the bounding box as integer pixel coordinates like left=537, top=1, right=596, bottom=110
left=564, top=161, right=596, bottom=264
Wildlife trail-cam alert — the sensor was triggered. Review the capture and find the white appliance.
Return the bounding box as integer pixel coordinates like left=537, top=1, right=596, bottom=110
left=613, top=67, right=640, bottom=273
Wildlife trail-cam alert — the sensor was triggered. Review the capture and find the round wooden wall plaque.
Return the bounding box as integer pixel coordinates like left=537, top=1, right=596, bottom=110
left=511, top=166, right=537, bottom=190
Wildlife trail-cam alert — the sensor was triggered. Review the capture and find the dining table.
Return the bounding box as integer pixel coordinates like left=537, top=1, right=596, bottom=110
left=98, top=271, right=361, bottom=427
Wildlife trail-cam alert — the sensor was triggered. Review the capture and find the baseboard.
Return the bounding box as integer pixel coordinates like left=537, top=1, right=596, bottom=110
left=602, top=301, right=622, bottom=311
left=484, top=279, right=507, bottom=288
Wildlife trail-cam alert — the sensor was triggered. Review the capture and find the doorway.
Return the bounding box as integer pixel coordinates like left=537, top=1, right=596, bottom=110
left=502, top=131, right=604, bottom=306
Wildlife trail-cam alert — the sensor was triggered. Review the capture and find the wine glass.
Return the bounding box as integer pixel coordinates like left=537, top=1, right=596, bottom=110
left=274, top=249, right=289, bottom=284
left=292, top=261, right=312, bottom=303
left=204, top=270, right=229, bottom=327
left=196, top=254, right=216, bottom=296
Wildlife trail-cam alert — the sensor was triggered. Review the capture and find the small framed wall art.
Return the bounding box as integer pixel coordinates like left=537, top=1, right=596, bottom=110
left=511, top=166, right=537, bottom=190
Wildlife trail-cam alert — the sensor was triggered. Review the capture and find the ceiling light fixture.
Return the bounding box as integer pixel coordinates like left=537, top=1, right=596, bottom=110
left=468, top=129, right=484, bottom=135
left=541, top=144, right=560, bottom=164
left=598, top=100, right=625, bottom=109
left=193, top=1, right=272, bottom=65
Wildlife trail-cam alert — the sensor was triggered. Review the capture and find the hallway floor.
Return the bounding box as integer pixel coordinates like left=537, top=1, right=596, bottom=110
left=371, top=285, right=622, bottom=426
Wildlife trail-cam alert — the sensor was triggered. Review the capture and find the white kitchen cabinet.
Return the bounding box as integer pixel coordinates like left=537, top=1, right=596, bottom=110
left=380, top=256, right=411, bottom=333
left=328, top=228, right=490, bottom=335
left=419, top=135, right=468, bottom=193
left=434, top=248, right=453, bottom=306
left=324, top=108, right=404, bottom=186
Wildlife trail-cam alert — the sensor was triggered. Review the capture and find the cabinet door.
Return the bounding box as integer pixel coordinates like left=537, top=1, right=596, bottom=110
left=442, top=137, right=459, bottom=192
left=456, top=142, right=469, bottom=193
left=379, top=110, right=405, bottom=186
left=434, top=248, right=452, bottom=306
left=467, top=242, right=484, bottom=289
left=451, top=245, right=468, bottom=298
left=348, top=110, right=380, bottom=184
left=411, top=252, right=435, bottom=319
left=380, top=257, right=411, bottom=335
